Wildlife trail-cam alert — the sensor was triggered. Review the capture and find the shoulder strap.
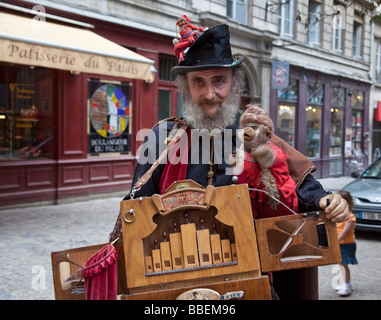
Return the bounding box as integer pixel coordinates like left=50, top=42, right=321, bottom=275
left=152, top=116, right=185, bottom=129
left=131, top=120, right=189, bottom=197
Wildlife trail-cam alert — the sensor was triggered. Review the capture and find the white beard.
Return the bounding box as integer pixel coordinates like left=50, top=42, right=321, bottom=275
left=182, top=90, right=240, bottom=131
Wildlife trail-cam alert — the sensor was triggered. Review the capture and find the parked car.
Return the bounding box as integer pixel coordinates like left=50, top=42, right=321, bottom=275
left=343, top=156, right=381, bottom=232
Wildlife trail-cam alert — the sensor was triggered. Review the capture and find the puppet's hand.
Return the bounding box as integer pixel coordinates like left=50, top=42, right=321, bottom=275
left=252, top=144, right=275, bottom=169
left=319, top=193, right=350, bottom=223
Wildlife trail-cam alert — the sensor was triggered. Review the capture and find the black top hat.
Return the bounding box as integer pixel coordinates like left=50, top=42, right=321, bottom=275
left=172, top=24, right=243, bottom=75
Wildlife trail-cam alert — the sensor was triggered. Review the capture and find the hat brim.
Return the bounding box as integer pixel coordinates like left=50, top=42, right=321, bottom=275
left=171, top=56, right=244, bottom=75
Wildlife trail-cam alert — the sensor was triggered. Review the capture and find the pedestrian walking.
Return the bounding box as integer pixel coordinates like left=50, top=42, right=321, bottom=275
left=335, top=189, right=358, bottom=296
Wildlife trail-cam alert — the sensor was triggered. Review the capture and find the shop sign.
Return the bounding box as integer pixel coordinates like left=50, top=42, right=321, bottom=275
left=1, top=39, right=151, bottom=80
left=271, top=61, right=290, bottom=90
left=88, top=84, right=130, bottom=154
left=9, top=83, right=36, bottom=111
left=89, top=136, right=129, bottom=153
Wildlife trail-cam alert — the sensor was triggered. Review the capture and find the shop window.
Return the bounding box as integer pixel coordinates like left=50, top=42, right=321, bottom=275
left=227, top=0, right=246, bottom=24
left=88, top=79, right=132, bottom=155
left=307, top=82, right=324, bottom=157
left=329, top=109, right=344, bottom=156
left=331, top=86, right=345, bottom=106
left=306, top=106, right=321, bottom=158
left=0, top=65, right=54, bottom=161
left=277, top=80, right=298, bottom=147
left=278, top=79, right=298, bottom=102
left=330, top=86, right=345, bottom=157
left=351, top=90, right=364, bottom=157
left=277, top=105, right=296, bottom=147
left=351, top=90, right=364, bottom=109
left=278, top=0, right=294, bottom=36
left=307, top=82, right=324, bottom=105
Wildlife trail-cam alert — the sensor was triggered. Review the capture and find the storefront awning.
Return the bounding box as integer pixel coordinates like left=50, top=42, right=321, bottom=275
left=0, top=12, right=154, bottom=81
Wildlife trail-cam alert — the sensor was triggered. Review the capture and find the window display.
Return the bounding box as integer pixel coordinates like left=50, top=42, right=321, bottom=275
left=277, top=105, right=295, bottom=147
left=0, top=65, right=54, bottom=161
left=306, top=106, right=321, bottom=158
left=329, top=109, right=343, bottom=156
left=307, top=82, right=324, bottom=105
left=306, top=82, right=324, bottom=158
left=277, top=79, right=298, bottom=147
left=278, top=79, right=298, bottom=102
left=329, top=86, right=345, bottom=157
left=351, top=110, right=363, bottom=152
left=351, top=90, right=364, bottom=155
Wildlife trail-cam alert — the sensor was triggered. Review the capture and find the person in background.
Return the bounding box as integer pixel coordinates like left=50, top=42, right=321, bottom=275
left=336, top=189, right=358, bottom=297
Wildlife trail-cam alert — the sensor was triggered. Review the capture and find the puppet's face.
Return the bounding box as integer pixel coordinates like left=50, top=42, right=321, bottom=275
left=239, top=123, right=271, bottom=153
left=177, top=20, right=186, bottom=28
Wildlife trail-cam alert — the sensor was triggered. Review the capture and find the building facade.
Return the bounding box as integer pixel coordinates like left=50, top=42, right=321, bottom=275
left=266, top=0, right=373, bottom=177
left=0, top=0, right=176, bottom=206
left=0, top=0, right=377, bottom=206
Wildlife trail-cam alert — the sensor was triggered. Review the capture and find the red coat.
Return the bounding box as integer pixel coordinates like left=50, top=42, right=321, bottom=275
left=243, top=143, right=299, bottom=219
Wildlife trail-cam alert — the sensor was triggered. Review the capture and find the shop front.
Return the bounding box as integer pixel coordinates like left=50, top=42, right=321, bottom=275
left=0, top=10, right=163, bottom=206
left=270, top=65, right=370, bottom=178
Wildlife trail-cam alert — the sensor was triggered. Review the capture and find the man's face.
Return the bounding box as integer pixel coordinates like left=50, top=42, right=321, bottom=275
left=186, top=69, right=233, bottom=118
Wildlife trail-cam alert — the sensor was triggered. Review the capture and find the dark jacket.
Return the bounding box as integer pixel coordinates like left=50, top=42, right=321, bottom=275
left=125, top=114, right=329, bottom=213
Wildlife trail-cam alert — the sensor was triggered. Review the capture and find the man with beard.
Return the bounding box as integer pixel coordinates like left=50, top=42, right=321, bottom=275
left=127, top=66, right=246, bottom=197
left=126, top=24, right=348, bottom=222
left=123, top=23, right=349, bottom=299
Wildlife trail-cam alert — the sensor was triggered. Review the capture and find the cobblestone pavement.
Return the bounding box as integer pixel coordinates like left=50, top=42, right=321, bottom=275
left=0, top=177, right=380, bottom=300
left=318, top=176, right=381, bottom=299
left=0, top=197, right=120, bottom=300
left=318, top=231, right=381, bottom=300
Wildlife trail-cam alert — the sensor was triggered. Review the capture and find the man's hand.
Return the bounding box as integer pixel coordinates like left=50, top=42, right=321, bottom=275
left=319, top=193, right=350, bottom=223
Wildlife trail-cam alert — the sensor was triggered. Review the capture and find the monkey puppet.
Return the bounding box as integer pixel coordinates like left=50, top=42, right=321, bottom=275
left=234, top=105, right=299, bottom=219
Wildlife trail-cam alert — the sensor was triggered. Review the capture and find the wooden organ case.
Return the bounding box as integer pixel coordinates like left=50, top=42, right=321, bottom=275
left=51, top=180, right=341, bottom=300
left=255, top=212, right=341, bottom=273
left=120, top=180, right=271, bottom=300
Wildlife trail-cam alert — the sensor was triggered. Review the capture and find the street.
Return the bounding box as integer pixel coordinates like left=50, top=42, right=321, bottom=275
left=0, top=196, right=120, bottom=300
left=0, top=191, right=380, bottom=300
left=318, top=230, right=381, bottom=300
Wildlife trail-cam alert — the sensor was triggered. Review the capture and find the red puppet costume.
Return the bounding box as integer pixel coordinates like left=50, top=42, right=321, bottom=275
left=238, top=105, right=299, bottom=219
left=173, top=15, right=205, bottom=62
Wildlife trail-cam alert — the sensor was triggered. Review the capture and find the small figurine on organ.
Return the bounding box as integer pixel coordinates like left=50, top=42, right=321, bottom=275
left=173, top=15, right=205, bottom=62
left=233, top=105, right=299, bottom=219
